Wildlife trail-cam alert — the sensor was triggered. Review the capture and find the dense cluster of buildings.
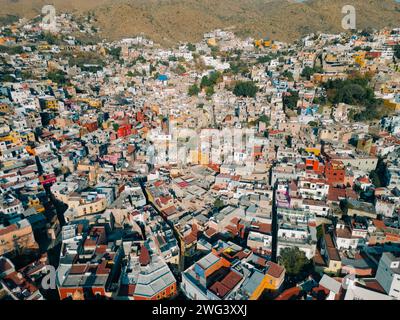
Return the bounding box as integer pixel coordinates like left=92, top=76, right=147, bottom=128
left=0, top=13, right=400, bottom=300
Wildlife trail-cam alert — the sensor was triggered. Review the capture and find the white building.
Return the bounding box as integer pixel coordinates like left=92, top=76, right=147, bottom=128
left=376, top=252, right=400, bottom=300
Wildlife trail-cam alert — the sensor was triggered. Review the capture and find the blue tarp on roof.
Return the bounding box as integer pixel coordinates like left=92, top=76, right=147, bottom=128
left=157, top=74, right=168, bottom=81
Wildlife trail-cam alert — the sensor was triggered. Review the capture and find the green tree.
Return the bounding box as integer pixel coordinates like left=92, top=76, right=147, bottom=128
left=107, top=47, right=122, bottom=60
left=279, top=247, right=310, bottom=275
left=283, top=89, right=299, bottom=110
left=41, top=32, right=60, bottom=45
left=47, top=70, right=68, bottom=85
left=233, top=81, right=258, bottom=98
left=229, top=61, right=249, bottom=76
left=301, top=66, right=322, bottom=80
left=188, top=84, right=200, bottom=96
left=213, top=198, right=225, bottom=211
left=282, top=70, right=294, bottom=81
left=0, top=45, right=24, bottom=54
left=149, top=64, right=156, bottom=74
left=308, top=121, right=318, bottom=127
left=285, top=135, right=292, bottom=148
left=324, top=75, right=385, bottom=121
left=205, top=86, right=215, bottom=97
left=394, top=44, right=400, bottom=59
left=174, top=64, right=186, bottom=75
left=369, top=158, right=388, bottom=187
left=258, top=115, right=270, bottom=125
left=200, top=75, right=211, bottom=88
left=0, top=74, right=16, bottom=82
left=200, top=71, right=221, bottom=88
left=187, top=43, right=196, bottom=51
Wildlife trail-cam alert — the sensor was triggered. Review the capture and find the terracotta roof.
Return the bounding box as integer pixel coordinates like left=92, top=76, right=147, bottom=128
left=220, top=270, right=242, bottom=289
left=336, top=226, right=352, bottom=239
left=153, top=180, right=164, bottom=187
left=230, top=217, right=240, bottom=225
left=162, top=205, right=177, bottom=216
left=139, top=246, right=150, bottom=266
left=358, top=279, right=386, bottom=294
left=266, top=261, right=284, bottom=278
left=69, top=264, right=88, bottom=275
left=275, top=286, right=301, bottom=300
left=209, top=271, right=242, bottom=298
left=373, top=219, right=386, bottom=230
left=225, top=224, right=238, bottom=235
left=205, top=227, right=217, bottom=237
left=327, top=188, right=346, bottom=202
left=313, top=249, right=326, bottom=266
left=0, top=258, right=13, bottom=273
left=327, top=247, right=341, bottom=262
left=159, top=196, right=172, bottom=205
left=209, top=281, right=230, bottom=298
left=251, top=222, right=272, bottom=234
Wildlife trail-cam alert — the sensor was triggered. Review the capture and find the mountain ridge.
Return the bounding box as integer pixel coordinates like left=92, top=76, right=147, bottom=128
left=1, top=0, right=400, bottom=45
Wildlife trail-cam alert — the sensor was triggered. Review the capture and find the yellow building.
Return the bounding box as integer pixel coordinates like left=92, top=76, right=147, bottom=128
left=1, top=131, right=35, bottom=145
left=264, top=40, right=272, bottom=47
left=254, top=39, right=263, bottom=48
left=6, top=131, right=21, bottom=144
left=88, top=99, right=102, bottom=108
left=383, top=97, right=400, bottom=112
left=40, top=97, right=58, bottom=110
left=305, top=147, right=321, bottom=156
left=38, top=44, right=51, bottom=51
left=0, top=133, right=12, bottom=144
left=28, top=197, right=45, bottom=213
left=200, top=151, right=210, bottom=165
left=207, top=38, right=217, bottom=47
left=67, top=196, right=107, bottom=217
left=77, top=162, right=99, bottom=184
left=0, top=104, right=10, bottom=113
left=151, top=105, right=160, bottom=114
left=323, top=259, right=342, bottom=275
left=313, top=73, right=347, bottom=83
left=353, top=51, right=366, bottom=68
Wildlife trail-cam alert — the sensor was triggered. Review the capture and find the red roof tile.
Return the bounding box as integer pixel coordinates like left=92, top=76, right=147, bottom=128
left=266, top=261, right=284, bottom=278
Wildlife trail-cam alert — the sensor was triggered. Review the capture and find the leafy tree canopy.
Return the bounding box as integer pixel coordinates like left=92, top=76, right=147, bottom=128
left=188, top=84, right=200, bottom=96
left=279, top=247, right=310, bottom=275
left=233, top=81, right=258, bottom=98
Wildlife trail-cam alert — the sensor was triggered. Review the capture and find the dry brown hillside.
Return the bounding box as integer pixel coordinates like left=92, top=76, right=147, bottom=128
left=1, top=0, right=400, bottom=45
